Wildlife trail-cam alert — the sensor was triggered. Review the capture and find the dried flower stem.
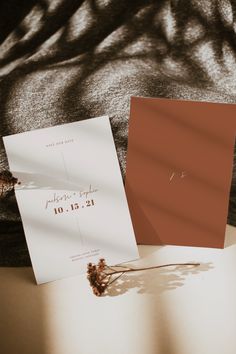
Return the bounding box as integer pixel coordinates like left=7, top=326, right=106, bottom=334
left=87, top=259, right=200, bottom=296
left=103, top=262, right=200, bottom=277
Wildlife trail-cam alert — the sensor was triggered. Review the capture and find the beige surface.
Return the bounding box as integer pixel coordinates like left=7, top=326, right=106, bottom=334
left=1, top=225, right=236, bottom=354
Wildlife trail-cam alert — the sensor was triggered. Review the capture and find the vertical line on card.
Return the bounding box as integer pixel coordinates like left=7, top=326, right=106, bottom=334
left=75, top=214, right=84, bottom=247
left=61, top=151, right=70, bottom=181
left=61, top=151, right=85, bottom=248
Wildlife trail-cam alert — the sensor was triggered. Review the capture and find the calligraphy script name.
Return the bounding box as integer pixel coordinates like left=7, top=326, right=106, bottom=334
left=45, top=184, right=98, bottom=209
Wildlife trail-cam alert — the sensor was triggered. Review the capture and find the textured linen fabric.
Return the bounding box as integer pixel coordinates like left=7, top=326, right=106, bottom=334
left=0, top=0, right=236, bottom=266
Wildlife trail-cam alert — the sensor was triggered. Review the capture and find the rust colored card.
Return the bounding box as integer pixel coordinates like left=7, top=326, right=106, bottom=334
left=125, top=97, right=236, bottom=248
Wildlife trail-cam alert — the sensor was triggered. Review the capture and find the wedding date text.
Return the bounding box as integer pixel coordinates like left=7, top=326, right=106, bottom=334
left=54, top=199, right=95, bottom=215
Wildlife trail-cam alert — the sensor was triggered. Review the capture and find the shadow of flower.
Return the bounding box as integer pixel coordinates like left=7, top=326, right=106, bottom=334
left=105, top=262, right=213, bottom=297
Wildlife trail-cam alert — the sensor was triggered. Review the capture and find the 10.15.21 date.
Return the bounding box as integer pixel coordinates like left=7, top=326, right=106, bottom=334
left=54, top=199, right=95, bottom=215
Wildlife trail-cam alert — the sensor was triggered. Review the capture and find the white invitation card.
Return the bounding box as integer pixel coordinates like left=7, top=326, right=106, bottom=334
left=3, top=116, right=138, bottom=284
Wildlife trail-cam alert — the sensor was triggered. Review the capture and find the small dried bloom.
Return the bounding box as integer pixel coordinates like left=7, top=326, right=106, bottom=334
left=97, top=258, right=106, bottom=272
left=0, top=170, right=20, bottom=197
left=87, top=260, right=110, bottom=296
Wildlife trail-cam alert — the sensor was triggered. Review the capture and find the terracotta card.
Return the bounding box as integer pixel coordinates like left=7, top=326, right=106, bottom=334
left=125, top=97, right=236, bottom=248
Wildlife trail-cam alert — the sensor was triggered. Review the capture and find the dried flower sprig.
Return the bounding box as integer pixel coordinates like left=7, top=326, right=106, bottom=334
left=87, top=258, right=200, bottom=296
left=0, top=170, right=20, bottom=197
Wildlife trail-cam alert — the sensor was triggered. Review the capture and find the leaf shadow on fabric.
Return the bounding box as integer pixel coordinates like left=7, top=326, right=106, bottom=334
left=1, top=0, right=236, bottom=268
